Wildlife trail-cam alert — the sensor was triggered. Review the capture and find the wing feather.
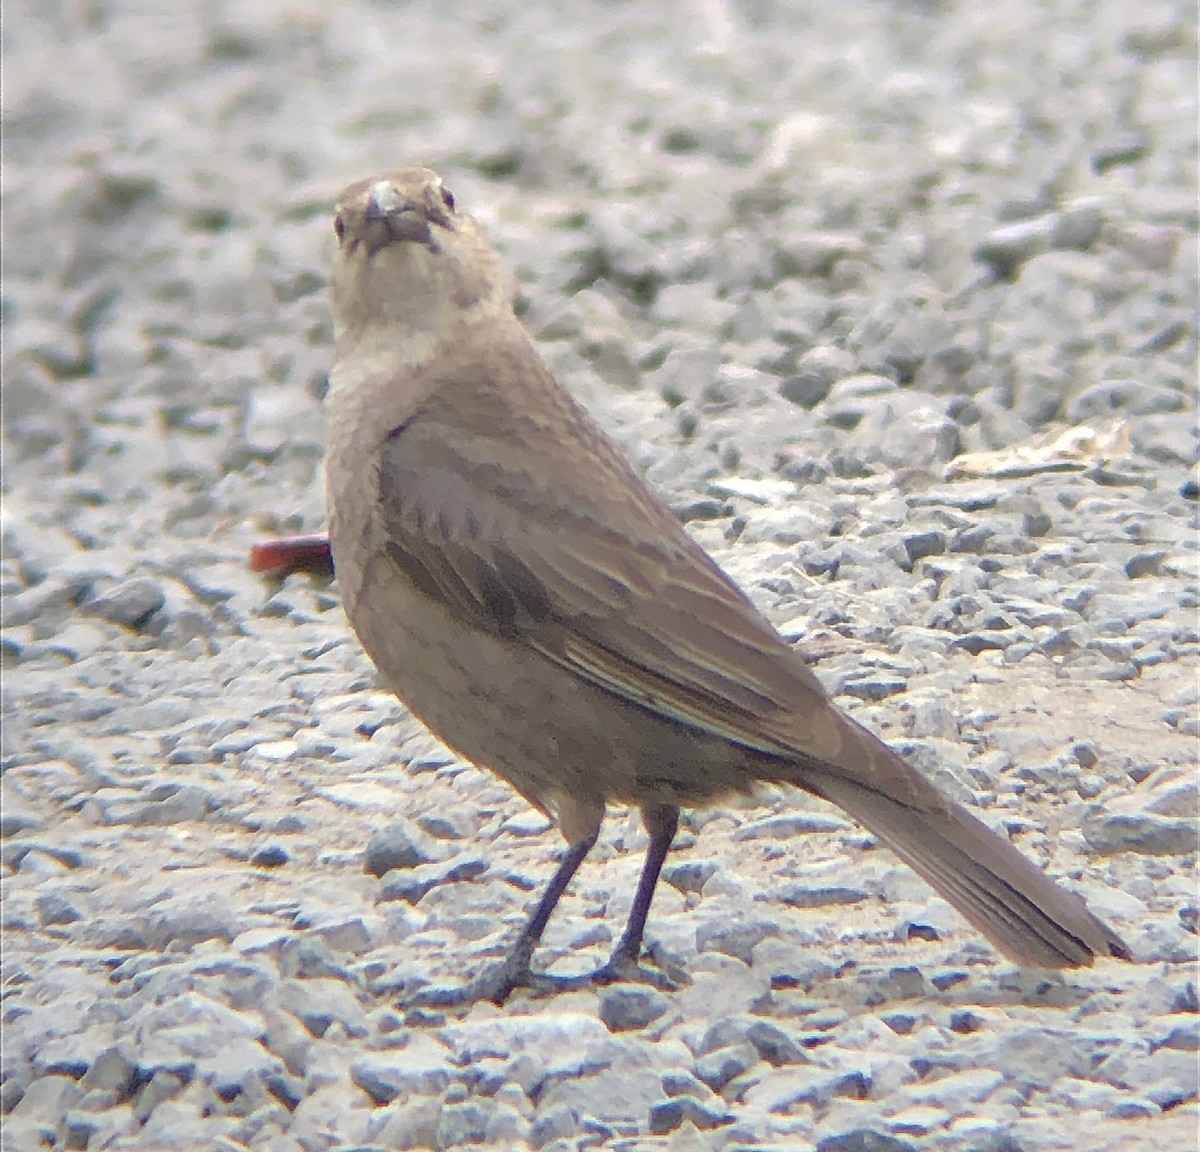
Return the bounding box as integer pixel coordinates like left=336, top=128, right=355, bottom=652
left=378, top=408, right=832, bottom=762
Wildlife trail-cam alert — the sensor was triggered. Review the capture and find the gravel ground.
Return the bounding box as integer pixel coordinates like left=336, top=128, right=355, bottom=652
left=2, top=1, right=1198, bottom=1150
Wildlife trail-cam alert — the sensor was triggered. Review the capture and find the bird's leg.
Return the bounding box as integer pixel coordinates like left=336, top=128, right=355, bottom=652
left=410, top=826, right=598, bottom=1008
left=408, top=805, right=681, bottom=1008
left=501, top=829, right=600, bottom=989
left=553, top=803, right=681, bottom=991
left=606, top=804, right=679, bottom=971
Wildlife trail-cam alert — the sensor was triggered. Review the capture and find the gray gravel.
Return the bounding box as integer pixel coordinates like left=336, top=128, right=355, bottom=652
left=3, top=1, right=1198, bottom=1150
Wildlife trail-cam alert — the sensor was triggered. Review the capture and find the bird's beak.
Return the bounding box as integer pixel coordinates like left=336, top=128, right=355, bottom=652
left=364, top=181, right=436, bottom=252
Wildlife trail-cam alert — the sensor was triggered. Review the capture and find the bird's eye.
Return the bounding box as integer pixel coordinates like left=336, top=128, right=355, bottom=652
left=333, top=214, right=345, bottom=241
left=440, top=186, right=456, bottom=213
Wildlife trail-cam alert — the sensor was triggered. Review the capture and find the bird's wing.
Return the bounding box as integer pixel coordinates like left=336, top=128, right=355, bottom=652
left=375, top=339, right=855, bottom=772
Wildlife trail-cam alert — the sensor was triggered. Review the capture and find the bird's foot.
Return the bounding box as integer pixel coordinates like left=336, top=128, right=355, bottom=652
left=404, top=945, right=682, bottom=1012
left=546, top=949, right=679, bottom=994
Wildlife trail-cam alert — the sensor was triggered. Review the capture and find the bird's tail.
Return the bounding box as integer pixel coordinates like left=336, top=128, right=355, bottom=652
left=794, top=716, right=1131, bottom=967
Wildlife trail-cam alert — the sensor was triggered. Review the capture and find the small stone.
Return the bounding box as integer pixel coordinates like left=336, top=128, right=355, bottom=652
left=951, top=524, right=996, bottom=554
left=499, top=811, right=553, bottom=837
left=79, top=1047, right=138, bottom=1097
left=62, top=1112, right=106, bottom=1149
left=903, top=531, right=947, bottom=565
left=1135, top=318, right=1189, bottom=353
left=82, top=577, right=167, bottom=630
left=483, top=1094, right=529, bottom=1144
left=36, top=894, right=82, bottom=926
left=1095, top=661, right=1141, bottom=683
left=930, top=970, right=969, bottom=992
left=746, top=1021, right=808, bottom=1067
left=1126, top=551, right=1166, bottom=579
left=94, top=783, right=212, bottom=827
left=780, top=458, right=829, bottom=486
left=132, top=1070, right=186, bottom=1124
left=905, top=921, right=940, bottom=944
left=817, top=1129, right=917, bottom=1152
left=881, top=966, right=927, bottom=1000
left=350, top=1051, right=454, bottom=1105
left=378, top=856, right=487, bottom=904
left=695, top=1017, right=749, bottom=1055
left=950, top=633, right=1010, bottom=654
left=1051, top=199, right=1104, bottom=250
left=0, top=810, right=41, bottom=838
left=89, top=917, right=150, bottom=950
left=672, top=498, right=732, bottom=523
left=648, top=1095, right=735, bottom=1135
left=695, top=921, right=776, bottom=964
left=0, top=1074, right=27, bottom=1114
left=250, top=844, right=289, bottom=869
left=1112, top=1099, right=1160, bottom=1119
left=263, top=1069, right=304, bottom=1111
left=363, top=819, right=434, bottom=877
left=3, top=574, right=96, bottom=627
left=949, top=1011, right=985, bottom=1034
left=528, top=1103, right=581, bottom=1145
left=304, top=915, right=374, bottom=955
left=780, top=371, right=832, bottom=409
left=1091, top=135, right=1150, bottom=174
left=774, top=885, right=867, bottom=908
left=694, top=1042, right=757, bottom=1092
left=835, top=1071, right=872, bottom=1099
left=417, top=812, right=468, bottom=840
left=1171, top=982, right=1198, bottom=1012
left=733, top=813, right=847, bottom=840
left=145, top=904, right=237, bottom=950
left=824, top=373, right=898, bottom=430
left=1082, top=811, right=1198, bottom=856
left=1072, top=381, right=1186, bottom=420
left=798, top=545, right=841, bottom=577
left=1154, top=1023, right=1200, bottom=1053
left=598, top=986, right=668, bottom=1032
left=662, top=859, right=720, bottom=895
left=834, top=671, right=909, bottom=701
left=436, top=1100, right=491, bottom=1147
left=7, top=1074, right=83, bottom=1126
left=660, top=1070, right=710, bottom=1099
left=974, top=218, right=1053, bottom=277
left=707, top=477, right=793, bottom=505
left=1021, top=506, right=1052, bottom=537
left=774, top=232, right=867, bottom=278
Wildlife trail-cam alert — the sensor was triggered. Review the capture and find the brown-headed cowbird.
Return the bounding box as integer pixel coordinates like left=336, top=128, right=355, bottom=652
left=323, top=168, right=1130, bottom=1004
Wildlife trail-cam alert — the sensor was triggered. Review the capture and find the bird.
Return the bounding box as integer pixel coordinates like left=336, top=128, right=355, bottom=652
left=321, top=167, right=1131, bottom=1004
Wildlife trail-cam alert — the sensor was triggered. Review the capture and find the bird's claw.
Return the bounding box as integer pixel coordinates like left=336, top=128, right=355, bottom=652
left=403, top=949, right=678, bottom=1013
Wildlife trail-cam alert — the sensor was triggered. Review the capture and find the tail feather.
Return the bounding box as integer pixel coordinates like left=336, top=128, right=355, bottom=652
left=800, top=719, right=1130, bottom=968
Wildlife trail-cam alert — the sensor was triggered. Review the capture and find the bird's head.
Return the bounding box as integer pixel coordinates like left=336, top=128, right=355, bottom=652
left=329, top=168, right=507, bottom=353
